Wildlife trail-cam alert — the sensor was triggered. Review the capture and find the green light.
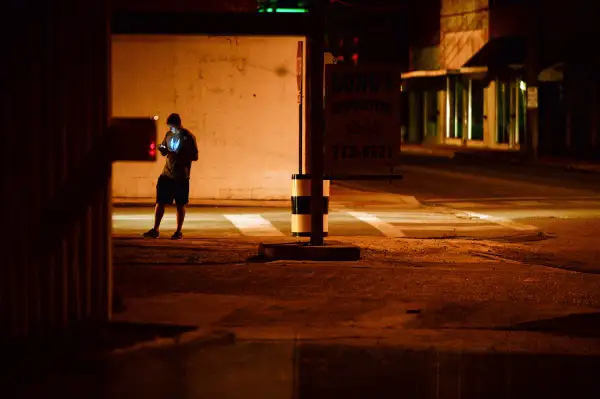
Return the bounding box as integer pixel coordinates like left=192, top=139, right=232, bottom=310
left=275, top=8, right=308, bottom=12
left=258, top=7, right=308, bottom=13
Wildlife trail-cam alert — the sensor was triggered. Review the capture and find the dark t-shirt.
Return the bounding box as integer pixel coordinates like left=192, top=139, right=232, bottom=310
left=160, top=128, right=198, bottom=180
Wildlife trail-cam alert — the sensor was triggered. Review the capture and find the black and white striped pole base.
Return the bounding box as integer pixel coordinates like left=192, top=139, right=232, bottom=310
left=291, top=174, right=330, bottom=237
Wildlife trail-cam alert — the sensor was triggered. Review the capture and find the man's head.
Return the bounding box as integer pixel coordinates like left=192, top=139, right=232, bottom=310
left=166, top=113, right=182, bottom=133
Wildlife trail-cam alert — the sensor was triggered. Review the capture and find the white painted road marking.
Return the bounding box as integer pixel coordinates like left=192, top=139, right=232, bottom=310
left=347, top=211, right=406, bottom=237
left=370, top=211, right=487, bottom=224
left=224, top=214, right=285, bottom=237
left=442, top=202, right=496, bottom=208
left=463, top=211, right=538, bottom=231
left=398, top=225, right=504, bottom=231
left=398, top=195, right=421, bottom=206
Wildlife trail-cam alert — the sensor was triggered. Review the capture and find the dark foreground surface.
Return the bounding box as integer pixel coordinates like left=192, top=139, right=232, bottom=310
left=6, top=334, right=600, bottom=399
left=8, top=155, right=600, bottom=398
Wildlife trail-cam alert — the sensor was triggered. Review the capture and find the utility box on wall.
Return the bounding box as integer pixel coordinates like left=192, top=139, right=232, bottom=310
left=109, top=117, right=158, bottom=162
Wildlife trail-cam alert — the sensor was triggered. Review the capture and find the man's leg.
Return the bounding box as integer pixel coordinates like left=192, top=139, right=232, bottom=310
left=144, top=175, right=174, bottom=238
left=153, top=203, right=166, bottom=231
left=171, top=178, right=190, bottom=240
left=175, top=204, right=185, bottom=233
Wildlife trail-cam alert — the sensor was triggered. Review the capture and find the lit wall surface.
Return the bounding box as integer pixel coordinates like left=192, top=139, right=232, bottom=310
left=111, top=35, right=305, bottom=200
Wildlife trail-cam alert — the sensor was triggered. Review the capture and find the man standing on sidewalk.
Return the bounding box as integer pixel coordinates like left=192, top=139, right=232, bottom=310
left=143, top=113, right=198, bottom=240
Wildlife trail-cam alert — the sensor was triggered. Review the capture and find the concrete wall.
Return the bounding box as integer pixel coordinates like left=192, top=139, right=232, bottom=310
left=440, top=0, right=488, bottom=69
left=111, top=35, right=305, bottom=200
left=410, top=46, right=440, bottom=71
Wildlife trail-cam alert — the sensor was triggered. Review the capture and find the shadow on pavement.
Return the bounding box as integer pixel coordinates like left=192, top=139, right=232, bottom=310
left=508, top=312, right=600, bottom=338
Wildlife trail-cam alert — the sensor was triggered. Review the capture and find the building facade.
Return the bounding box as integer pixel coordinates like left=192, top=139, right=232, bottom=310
left=404, top=0, right=600, bottom=160
left=404, top=0, right=528, bottom=151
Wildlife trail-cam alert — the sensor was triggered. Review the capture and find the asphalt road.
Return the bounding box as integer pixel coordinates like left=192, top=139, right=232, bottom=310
left=17, top=158, right=600, bottom=399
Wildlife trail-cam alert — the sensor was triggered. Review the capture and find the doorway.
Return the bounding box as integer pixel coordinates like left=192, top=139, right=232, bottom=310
left=496, top=80, right=526, bottom=147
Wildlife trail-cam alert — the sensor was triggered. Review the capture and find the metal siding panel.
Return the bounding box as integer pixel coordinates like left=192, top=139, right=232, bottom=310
left=1, top=0, right=111, bottom=340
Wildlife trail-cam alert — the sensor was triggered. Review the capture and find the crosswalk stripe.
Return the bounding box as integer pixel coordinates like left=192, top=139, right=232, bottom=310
left=224, top=214, right=285, bottom=237
left=377, top=213, right=480, bottom=225
left=462, top=211, right=538, bottom=231
left=397, top=225, right=503, bottom=231
left=439, top=202, right=491, bottom=208
left=347, top=211, right=406, bottom=237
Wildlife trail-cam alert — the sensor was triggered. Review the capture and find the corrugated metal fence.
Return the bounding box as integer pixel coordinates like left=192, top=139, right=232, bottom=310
left=1, top=0, right=112, bottom=341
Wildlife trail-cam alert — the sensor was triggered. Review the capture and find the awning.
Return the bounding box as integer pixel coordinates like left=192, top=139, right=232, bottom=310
left=400, top=67, right=488, bottom=91
left=463, top=36, right=527, bottom=68
left=538, top=62, right=564, bottom=82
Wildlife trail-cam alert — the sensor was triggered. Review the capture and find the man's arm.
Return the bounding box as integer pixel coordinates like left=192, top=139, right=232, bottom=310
left=158, top=133, right=168, bottom=156
left=189, top=134, right=199, bottom=161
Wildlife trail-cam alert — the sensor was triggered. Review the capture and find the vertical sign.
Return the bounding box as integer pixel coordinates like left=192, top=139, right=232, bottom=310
left=526, top=86, right=538, bottom=109
left=297, top=41, right=304, bottom=173
left=324, top=65, right=401, bottom=175
left=296, top=41, right=303, bottom=103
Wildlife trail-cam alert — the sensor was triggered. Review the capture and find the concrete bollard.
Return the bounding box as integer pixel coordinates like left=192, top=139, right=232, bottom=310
left=291, top=174, right=330, bottom=237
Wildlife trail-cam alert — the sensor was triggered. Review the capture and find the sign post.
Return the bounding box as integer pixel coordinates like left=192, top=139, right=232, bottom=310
left=324, top=65, right=401, bottom=176
left=297, top=41, right=304, bottom=174
left=307, top=9, right=325, bottom=246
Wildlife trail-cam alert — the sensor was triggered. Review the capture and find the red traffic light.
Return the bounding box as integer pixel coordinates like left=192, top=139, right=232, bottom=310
left=149, top=141, right=157, bottom=157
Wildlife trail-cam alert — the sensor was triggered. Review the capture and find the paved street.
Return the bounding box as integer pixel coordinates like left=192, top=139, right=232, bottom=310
left=113, top=196, right=600, bottom=240
left=12, top=161, right=600, bottom=398
left=114, top=155, right=600, bottom=241
left=113, top=204, right=545, bottom=239
left=30, top=158, right=599, bottom=399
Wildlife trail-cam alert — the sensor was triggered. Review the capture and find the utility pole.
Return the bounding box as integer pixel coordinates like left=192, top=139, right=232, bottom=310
left=307, top=0, right=325, bottom=246
left=525, top=0, right=541, bottom=160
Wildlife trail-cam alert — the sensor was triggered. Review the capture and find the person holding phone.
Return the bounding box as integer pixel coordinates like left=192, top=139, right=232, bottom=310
left=143, top=113, right=198, bottom=240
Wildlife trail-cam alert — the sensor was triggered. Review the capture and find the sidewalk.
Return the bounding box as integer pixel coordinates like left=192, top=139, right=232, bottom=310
left=113, top=186, right=422, bottom=209
left=112, top=197, right=290, bottom=208
left=402, top=144, right=600, bottom=174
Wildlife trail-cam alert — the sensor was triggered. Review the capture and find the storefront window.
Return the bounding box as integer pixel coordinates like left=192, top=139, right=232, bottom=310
left=497, top=81, right=511, bottom=144
left=470, top=80, right=485, bottom=140
left=497, top=80, right=526, bottom=146
left=448, top=75, right=465, bottom=139
left=423, top=90, right=438, bottom=138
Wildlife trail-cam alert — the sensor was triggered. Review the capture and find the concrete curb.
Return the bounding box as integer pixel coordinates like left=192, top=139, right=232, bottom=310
left=258, top=241, right=361, bottom=261
left=113, top=198, right=290, bottom=208
left=108, top=328, right=236, bottom=356
left=401, top=147, right=600, bottom=175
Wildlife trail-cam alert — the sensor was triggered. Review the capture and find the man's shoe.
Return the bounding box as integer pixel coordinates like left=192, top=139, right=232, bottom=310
left=143, top=228, right=160, bottom=239
left=171, top=231, right=183, bottom=240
